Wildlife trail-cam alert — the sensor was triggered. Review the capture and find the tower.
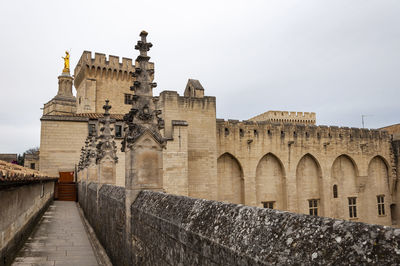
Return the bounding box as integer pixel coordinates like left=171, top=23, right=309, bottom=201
left=43, top=54, right=76, bottom=116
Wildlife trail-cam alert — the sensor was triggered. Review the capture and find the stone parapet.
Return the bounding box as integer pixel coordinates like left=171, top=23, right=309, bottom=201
left=131, top=190, right=400, bottom=265
left=217, top=119, right=390, bottom=141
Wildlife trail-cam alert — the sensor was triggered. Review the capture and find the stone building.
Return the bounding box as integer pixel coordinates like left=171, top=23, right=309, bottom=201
left=39, top=31, right=400, bottom=227
left=24, top=152, right=39, bottom=170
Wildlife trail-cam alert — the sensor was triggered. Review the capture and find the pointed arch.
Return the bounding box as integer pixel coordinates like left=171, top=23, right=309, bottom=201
left=255, top=153, right=286, bottom=210
left=366, top=155, right=391, bottom=224
left=296, top=153, right=323, bottom=215
left=331, top=154, right=358, bottom=220
left=368, top=156, right=390, bottom=193
left=96, top=67, right=101, bottom=78
left=90, top=66, right=96, bottom=77
left=217, top=153, right=244, bottom=204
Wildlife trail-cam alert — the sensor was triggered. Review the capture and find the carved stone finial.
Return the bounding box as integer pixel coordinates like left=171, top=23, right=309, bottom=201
left=103, top=99, right=111, bottom=116
left=87, top=136, right=97, bottom=166
left=97, top=100, right=118, bottom=163
left=122, top=31, right=165, bottom=152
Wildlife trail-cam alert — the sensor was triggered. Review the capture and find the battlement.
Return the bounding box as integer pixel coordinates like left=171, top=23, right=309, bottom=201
left=74, top=51, right=155, bottom=88
left=250, top=110, right=316, bottom=125
left=217, top=119, right=389, bottom=141
left=75, top=51, right=135, bottom=72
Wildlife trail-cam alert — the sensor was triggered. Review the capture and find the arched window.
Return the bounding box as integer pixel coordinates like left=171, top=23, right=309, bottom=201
left=333, top=184, right=338, bottom=198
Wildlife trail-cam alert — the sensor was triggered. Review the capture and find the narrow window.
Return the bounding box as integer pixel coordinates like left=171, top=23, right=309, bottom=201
left=124, top=93, right=133, bottom=104
left=224, top=128, right=229, bottom=136
left=254, top=129, right=258, bottom=137
left=262, top=201, right=274, bottom=209
left=30, top=163, right=35, bottom=169
left=348, top=197, right=357, bottom=218
left=115, top=125, right=122, bottom=138
left=377, top=195, right=385, bottom=216
left=88, top=124, right=96, bottom=136
left=333, top=184, right=338, bottom=198
left=308, top=199, right=318, bottom=216
left=267, top=129, right=271, bottom=135
left=239, top=129, right=244, bottom=137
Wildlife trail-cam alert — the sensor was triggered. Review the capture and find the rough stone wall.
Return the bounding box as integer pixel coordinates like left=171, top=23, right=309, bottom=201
left=130, top=190, right=400, bottom=265
left=78, top=182, right=126, bottom=266
left=0, top=181, right=54, bottom=266
left=158, top=91, right=218, bottom=200
left=217, top=120, right=395, bottom=226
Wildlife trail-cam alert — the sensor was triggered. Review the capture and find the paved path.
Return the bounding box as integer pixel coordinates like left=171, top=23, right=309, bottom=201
left=12, top=201, right=99, bottom=266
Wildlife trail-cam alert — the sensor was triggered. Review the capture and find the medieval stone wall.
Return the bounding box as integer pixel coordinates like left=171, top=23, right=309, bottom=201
left=0, top=181, right=55, bottom=266
left=250, top=110, right=316, bottom=125
left=216, top=119, right=395, bottom=226
left=77, top=185, right=400, bottom=265
left=158, top=90, right=218, bottom=200
left=79, top=182, right=127, bottom=265
left=40, top=118, right=89, bottom=176
left=74, top=51, right=154, bottom=114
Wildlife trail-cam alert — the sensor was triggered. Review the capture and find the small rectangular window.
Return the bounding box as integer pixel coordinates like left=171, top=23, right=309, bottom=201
left=30, top=163, right=35, bottom=169
left=348, top=197, right=357, bottom=218
left=115, top=125, right=122, bottom=138
left=377, top=195, right=385, bottom=216
left=88, top=124, right=96, bottom=136
left=308, top=199, right=318, bottom=216
left=262, top=201, right=274, bottom=209
left=124, top=93, right=133, bottom=105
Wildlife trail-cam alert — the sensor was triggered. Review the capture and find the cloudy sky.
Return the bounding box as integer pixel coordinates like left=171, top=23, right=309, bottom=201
left=0, top=0, right=399, bottom=154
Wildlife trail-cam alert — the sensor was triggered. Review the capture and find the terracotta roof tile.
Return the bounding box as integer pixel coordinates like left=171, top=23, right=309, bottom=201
left=0, top=160, right=57, bottom=183
left=73, top=113, right=125, bottom=120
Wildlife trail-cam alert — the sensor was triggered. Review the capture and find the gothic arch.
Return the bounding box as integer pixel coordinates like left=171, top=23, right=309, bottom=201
left=90, top=66, right=96, bottom=77
left=96, top=67, right=101, bottom=78
left=296, top=153, right=323, bottom=215
left=255, top=153, right=287, bottom=210
left=217, top=153, right=244, bottom=204
left=331, top=154, right=358, bottom=219
left=367, top=156, right=390, bottom=203
left=368, top=155, right=390, bottom=192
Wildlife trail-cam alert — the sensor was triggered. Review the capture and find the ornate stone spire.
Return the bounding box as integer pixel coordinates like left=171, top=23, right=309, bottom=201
left=78, top=146, right=85, bottom=171
left=96, top=100, right=118, bottom=163
left=87, top=136, right=97, bottom=166
left=84, top=137, right=91, bottom=168
left=122, top=31, right=165, bottom=151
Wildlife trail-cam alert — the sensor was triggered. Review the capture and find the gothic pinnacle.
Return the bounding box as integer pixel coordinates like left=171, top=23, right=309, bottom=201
left=103, top=99, right=111, bottom=116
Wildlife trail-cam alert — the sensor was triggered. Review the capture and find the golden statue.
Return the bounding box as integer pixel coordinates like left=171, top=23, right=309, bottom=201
left=62, top=51, right=70, bottom=72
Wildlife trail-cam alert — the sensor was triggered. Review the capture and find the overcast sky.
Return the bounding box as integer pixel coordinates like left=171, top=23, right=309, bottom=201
left=0, top=0, right=399, bottom=154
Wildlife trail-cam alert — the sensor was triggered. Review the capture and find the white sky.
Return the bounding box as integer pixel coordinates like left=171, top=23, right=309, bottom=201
left=0, top=0, right=399, bottom=154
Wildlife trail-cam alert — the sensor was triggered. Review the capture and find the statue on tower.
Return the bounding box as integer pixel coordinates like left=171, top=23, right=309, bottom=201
left=62, top=51, right=70, bottom=73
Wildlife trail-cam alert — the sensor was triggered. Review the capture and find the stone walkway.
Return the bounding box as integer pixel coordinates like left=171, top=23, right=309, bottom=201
left=12, top=201, right=99, bottom=266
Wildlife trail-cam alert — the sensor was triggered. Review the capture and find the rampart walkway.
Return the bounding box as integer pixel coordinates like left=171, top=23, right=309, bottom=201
left=12, top=201, right=99, bottom=266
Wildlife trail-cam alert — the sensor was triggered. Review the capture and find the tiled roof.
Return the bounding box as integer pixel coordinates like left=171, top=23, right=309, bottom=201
left=0, top=160, right=57, bottom=184
left=72, top=113, right=125, bottom=120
